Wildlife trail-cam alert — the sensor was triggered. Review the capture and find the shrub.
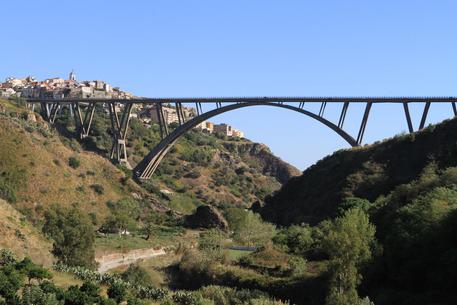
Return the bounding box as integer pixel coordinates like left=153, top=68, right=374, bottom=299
left=107, top=282, right=127, bottom=303
left=90, top=184, right=104, bottom=195
left=0, top=249, right=16, bottom=266
left=273, top=225, right=315, bottom=255
left=121, top=265, right=152, bottom=286
left=68, top=157, right=80, bottom=169
left=0, top=181, right=17, bottom=203
left=288, top=256, right=307, bottom=277
left=184, top=170, right=202, bottom=179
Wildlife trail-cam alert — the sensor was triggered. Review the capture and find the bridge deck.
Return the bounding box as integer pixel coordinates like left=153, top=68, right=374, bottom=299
left=26, top=97, right=457, bottom=103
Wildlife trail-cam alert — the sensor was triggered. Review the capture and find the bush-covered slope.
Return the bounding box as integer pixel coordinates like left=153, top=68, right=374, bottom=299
left=53, top=102, right=300, bottom=212
left=260, top=118, right=457, bottom=225
left=0, top=98, right=298, bottom=217
left=258, top=117, right=457, bottom=305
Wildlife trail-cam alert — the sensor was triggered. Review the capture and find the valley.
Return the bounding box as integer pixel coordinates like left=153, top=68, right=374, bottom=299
left=1, top=96, right=457, bottom=305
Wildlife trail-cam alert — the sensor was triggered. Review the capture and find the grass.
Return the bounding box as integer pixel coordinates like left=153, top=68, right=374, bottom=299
left=0, top=199, right=53, bottom=266
left=108, top=253, right=180, bottom=288
left=168, top=194, right=200, bottom=214
left=95, top=235, right=161, bottom=256
left=227, top=249, right=253, bottom=261
left=95, top=226, right=187, bottom=255
left=52, top=271, right=83, bottom=288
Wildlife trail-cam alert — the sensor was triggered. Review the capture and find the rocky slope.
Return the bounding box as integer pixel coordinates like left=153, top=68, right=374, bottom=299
left=222, top=142, right=301, bottom=184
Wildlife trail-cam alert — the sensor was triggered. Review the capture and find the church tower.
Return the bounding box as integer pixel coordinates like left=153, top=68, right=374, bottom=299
left=69, top=70, right=76, bottom=81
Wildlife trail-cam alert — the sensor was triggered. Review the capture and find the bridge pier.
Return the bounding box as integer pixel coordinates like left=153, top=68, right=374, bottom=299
left=108, top=102, right=133, bottom=167
left=156, top=103, right=169, bottom=139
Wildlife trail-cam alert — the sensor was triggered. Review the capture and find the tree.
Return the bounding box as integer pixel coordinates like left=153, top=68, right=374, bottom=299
left=16, top=258, right=52, bottom=284
left=337, top=197, right=371, bottom=216
left=273, top=225, right=315, bottom=255
left=141, top=216, right=155, bottom=240
left=101, top=199, right=140, bottom=236
left=107, top=282, right=126, bottom=303
left=64, top=285, right=92, bottom=305
left=79, top=281, right=100, bottom=300
left=198, top=229, right=227, bottom=261
left=121, top=265, right=152, bottom=286
left=21, top=285, right=60, bottom=305
left=43, top=205, right=96, bottom=269
left=322, top=208, right=375, bottom=305
left=232, top=211, right=276, bottom=247
left=0, top=264, right=24, bottom=303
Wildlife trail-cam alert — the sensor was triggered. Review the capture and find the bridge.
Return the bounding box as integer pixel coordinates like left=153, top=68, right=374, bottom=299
left=26, top=97, right=457, bottom=180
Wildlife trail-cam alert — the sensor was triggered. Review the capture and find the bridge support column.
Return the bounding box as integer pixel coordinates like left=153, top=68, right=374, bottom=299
left=156, top=103, right=169, bottom=140
left=403, top=102, right=414, bottom=133
left=26, top=102, right=36, bottom=112
left=40, top=102, right=51, bottom=121
left=419, top=102, right=431, bottom=130
left=318, top=102, right=327, bottom=117
left=338, top=102, right=349, bottom=128
left=356, top=102, right=372, bottom=145
left=108, top=102, right=133, bottom=167
left=195, top=102, right=203, bottom=115
left=48, top=103, right=61, bottom=124
left=175, top=102, right=186, bottom=125
left=71, top=102, right=96, bottom=139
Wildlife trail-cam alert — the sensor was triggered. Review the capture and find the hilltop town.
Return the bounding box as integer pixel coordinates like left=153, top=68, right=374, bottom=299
left=0, top=72, right=244, bottom=138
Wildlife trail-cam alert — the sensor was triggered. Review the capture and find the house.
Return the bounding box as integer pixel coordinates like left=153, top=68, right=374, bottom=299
left=195, top=121, right=214, bottom=133
left=0, top=88, right=16, bottom=98
left=140, top=105, right=179, bottom=125
left=232, top=129, right=244, bottom=138
left=213, top=123, right=233, bottom=137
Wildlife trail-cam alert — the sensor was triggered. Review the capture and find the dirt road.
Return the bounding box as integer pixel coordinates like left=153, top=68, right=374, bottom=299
left=96, top=248, right=166, bottom=273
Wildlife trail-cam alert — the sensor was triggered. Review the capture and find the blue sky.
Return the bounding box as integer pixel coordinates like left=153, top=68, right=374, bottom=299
left=1, top=0, right=456, bottom=170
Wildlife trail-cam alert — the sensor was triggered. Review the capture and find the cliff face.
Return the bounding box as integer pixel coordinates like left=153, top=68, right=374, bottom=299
left=259, top=117, right=457, bottom=225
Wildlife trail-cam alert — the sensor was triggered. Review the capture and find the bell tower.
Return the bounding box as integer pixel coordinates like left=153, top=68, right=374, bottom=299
left=69, top=70, right=76, bottom=81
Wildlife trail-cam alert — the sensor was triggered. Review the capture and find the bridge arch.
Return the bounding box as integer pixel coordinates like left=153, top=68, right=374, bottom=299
left=134, top=102, right=358, bottom=179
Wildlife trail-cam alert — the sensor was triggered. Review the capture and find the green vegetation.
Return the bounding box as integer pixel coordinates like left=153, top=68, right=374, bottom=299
left=261, top=117, right=457, bottom=305
left=322, top=208, right=375, bottom=305
left=68, top=156, right=81, bottom=169
left=70, top=102, right=297, bottom=210
left=6, top=97, right=457, bottom=304
left=0, top=251, right=289, bottom=305
left=231, top=211, right=276, bottom=247
left=100, top=199, right=140, bottom=236
left=42, top=205, right=96, bottom=269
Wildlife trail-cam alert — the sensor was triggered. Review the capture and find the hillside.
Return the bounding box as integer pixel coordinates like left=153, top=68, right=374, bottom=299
left=0, top=199, right=53, bottom=266
left=0, top=98, right=303, bottom=305
left=258, top=117, right=457, bottom=305
left=50, top=102, right=300, bottom=212
left=0, top=100, right=143, bottom=223
left=0, top=98, right=299, bottom=252
left=260, top=117, right=457, bottom=225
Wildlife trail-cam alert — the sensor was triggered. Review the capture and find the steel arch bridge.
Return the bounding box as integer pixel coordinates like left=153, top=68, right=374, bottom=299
left=26, top=97, right=457, bottom=179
